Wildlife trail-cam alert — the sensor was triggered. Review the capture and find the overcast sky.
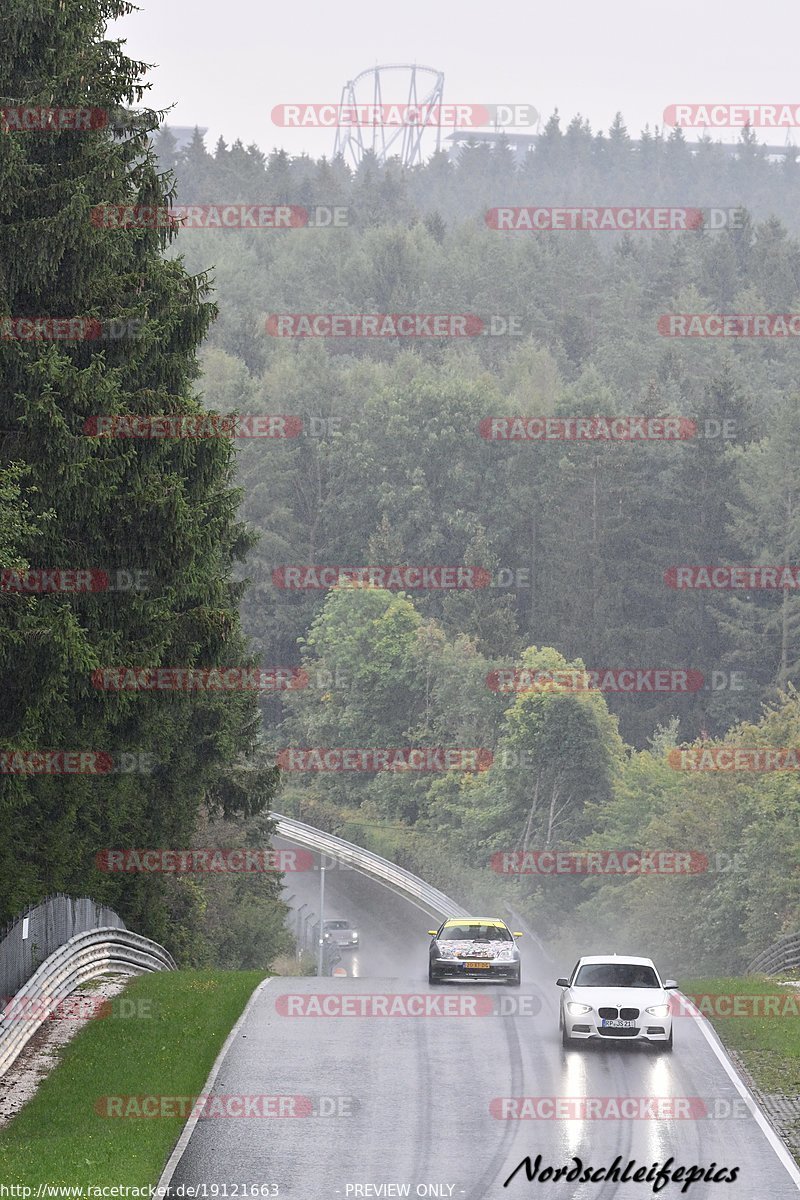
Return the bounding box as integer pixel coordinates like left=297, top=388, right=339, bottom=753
left=111, top=0, right=799, bottom=159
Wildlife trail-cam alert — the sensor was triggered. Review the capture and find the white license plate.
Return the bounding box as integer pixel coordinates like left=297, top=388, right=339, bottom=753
left=601, top=1018, right=635, bottom=1028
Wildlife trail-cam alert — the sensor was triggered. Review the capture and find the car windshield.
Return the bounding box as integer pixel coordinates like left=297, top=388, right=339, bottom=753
left=439, top=925, right=511, bottom=942
left=324, top=921, right=350, bottom=930
left=574, top=963, right=660, bottom=988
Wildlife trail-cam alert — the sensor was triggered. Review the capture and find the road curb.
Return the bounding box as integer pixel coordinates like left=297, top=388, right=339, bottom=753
left=679, top=991, right=800, bottom=1190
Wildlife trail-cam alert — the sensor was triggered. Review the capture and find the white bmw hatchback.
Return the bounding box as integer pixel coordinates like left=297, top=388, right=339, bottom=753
left=557, top=954, right=677, bottom=1051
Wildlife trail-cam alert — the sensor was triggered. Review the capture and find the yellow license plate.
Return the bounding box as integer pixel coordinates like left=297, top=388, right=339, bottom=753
left=465, top=962, right=491, bottom=969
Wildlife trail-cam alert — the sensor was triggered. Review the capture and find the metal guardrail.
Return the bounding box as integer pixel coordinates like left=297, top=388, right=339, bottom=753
left=271, top=812, right=470, bottom=920
left=747, top=932, right=800, bottom=975
left=0, top=927, right=176, bottom=1077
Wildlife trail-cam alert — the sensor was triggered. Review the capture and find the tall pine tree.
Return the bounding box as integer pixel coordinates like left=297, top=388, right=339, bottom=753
left=0, top=0, right=278, bottom=938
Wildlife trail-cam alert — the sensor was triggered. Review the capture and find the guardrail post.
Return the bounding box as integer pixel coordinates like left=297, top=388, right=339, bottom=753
left=295, top=904, right=308, bottom=958
left=316, top=865, right=326, bottom=977
left=303, top=912, right=316, bottom=953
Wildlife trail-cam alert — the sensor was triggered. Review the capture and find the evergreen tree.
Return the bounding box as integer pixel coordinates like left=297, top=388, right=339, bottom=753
left=0, top=0, right=278, bottom=938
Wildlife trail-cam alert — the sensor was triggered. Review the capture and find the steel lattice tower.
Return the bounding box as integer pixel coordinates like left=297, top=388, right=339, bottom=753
left=333, top=65, right=446, bottom=168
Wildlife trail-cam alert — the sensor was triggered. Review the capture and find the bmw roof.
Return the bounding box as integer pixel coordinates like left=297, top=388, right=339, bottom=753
left=575, top=954, right=656, bottom=967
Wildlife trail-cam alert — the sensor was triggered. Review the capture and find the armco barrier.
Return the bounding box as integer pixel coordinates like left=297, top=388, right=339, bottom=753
left=0, top=927, right=175, bottom=1077
left=748, top=932, right=800, bottom=975
left=271, top=812, right=470, bottom=919
left=272, top=816, right=561, bottom=976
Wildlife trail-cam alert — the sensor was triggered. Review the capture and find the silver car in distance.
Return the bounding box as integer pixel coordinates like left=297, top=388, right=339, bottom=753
left=323, top=918, right=359, bottom=949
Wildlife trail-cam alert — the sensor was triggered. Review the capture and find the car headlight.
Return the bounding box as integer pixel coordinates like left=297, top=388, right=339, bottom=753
left=645, top=1004, right=671, bottom=1017
left=436, top=945, right=457, bottom=959
left=495, top=948, right=515, bottom=961
left=566, top=1002, right=592, bottom=1015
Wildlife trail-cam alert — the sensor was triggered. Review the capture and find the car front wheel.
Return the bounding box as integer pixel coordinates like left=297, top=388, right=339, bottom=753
left=428, top=964, right=439, bottom=985
left=508, top=966, right=521, bottom=987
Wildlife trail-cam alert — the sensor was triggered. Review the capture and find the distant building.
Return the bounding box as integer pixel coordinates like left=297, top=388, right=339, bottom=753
left=445, top=129, right=798, bottom=165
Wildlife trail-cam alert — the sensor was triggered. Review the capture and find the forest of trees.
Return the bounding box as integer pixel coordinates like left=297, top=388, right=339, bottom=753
left=278, top=584, right=800, bottom=974
left=156, top=116, right=800, bottom=233
left=164, top=128, right=800, bottom=747
left=149, top=118, right=800, bottom=971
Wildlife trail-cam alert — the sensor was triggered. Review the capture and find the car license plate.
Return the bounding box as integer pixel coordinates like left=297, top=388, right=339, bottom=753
left=601, top=1018, right=635, bottom=1028
left=465, top=962, right=491, bottom=969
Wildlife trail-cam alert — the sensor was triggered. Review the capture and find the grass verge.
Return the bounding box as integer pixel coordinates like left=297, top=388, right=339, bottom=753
left=680, top=973, right=800, bottom=1164
left=0, top=969, right=264, bottom=1187
left=679, top=974, right=800, bottom=1096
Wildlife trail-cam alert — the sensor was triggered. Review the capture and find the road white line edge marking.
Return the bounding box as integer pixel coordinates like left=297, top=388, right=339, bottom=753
left=156, top=976, right=275, bottom=1190
left=682, top=992, right=800, bottom=1190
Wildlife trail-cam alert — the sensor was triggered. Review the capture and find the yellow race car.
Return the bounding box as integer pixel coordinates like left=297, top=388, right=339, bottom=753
left=427, top=917, right=523, bottom=986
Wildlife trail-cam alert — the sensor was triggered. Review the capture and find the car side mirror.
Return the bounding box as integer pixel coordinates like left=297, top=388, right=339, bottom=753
left=556, top=977, right=569, bottom=988
left=427, top=930, right=438, bottom=937
left=512, top=931, right=524, bottom=938
left=664, top=980, right=678, bottom=989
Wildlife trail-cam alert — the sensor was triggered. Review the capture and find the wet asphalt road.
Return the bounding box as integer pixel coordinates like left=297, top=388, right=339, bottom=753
left=165, top=842, right=800, bottom=1199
